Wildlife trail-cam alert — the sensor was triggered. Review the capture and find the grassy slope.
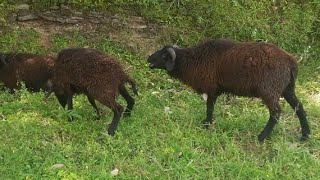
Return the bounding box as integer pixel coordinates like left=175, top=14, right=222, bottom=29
left=0, top=1, right=320, bottom=180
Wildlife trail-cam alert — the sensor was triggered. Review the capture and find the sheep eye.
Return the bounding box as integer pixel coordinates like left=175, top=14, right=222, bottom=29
left=162, top=54, right=166, bottom=58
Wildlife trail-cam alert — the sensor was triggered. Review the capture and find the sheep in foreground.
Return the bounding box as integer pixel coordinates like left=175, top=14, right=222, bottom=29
left=147, top=39, right=310, bottom=142
left=48, top=48, right=137, bottom=136
left=0, top=52, right=54, bottom=92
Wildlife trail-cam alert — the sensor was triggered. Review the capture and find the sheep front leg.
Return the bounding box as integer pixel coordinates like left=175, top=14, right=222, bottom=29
left=203, top=94, right=217, bottom=128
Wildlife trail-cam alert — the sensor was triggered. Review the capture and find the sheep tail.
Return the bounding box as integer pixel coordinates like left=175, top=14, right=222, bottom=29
left=288, top=59, right=298, bottom=90
left=125, top=76, right=138, bottom=96
left=290, top=61, right=298, bottom=81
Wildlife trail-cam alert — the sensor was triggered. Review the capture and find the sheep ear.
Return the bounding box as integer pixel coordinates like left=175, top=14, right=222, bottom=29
left=165, top=47, right=176, bottom=71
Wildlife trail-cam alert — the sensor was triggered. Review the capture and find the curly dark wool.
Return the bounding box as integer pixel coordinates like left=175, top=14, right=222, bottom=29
left=50, top=48, right=137, bottom=136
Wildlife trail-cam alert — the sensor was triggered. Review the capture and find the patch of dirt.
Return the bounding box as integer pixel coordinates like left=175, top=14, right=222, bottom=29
left=13, top=7, right=165, bottom=56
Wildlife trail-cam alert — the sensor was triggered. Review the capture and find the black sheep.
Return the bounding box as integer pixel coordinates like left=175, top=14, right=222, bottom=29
left=48, top=48, right=137, bottom=136
left=147, top=39, right=310, bottom=142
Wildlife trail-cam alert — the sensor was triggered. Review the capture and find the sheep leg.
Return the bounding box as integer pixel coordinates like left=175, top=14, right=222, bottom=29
left=91, top=91, right=124, bottom=136
left=66, top=91, right=74, bottom=121
left=54, top=92, right=74, bottom=121
left=86, top=95, right=101, bottom=118
left=120, top=86, right=135, bottom=117
left=282, top=89, right=310, bottom=140
left=107, top=103, right=124, bottom=136
left=6, top=80, right=19, bottom=93
left=67, top=95, right=73, bottom=110
left=203, top=95, right=217, bottom=128
left=55, top=93, right=68, bottom=107
left=26, top=82, right=41, bottom=92
left=9, top=88, right=15, bottom=94
left=258, top=98, right=281, bottom=142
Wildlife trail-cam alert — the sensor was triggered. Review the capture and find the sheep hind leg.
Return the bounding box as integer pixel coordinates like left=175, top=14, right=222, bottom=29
left=119, top=86, right=135, bottom=117
left=92, top=92, right=124, bottom=136
left=107, top=103, right=124, bottom=136
left=258, top=98, right=281, bottom=142
left=203, top=95, right=217, bottom=128
left=282, top=88, right=310, bottom=140
left=86, top=95, right=101, bottom=119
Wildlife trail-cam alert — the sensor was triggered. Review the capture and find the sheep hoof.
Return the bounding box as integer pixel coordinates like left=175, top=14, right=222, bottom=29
left=107, top=129, right=116, bottom=136
left=257, top=134, right=267, bottom=142
left=95, top=112, right=102, bottom=120
left=123, top=110, right=131, bottom=118
left=300, top=135, right=309, bottom=141
left=202, top=120, right=213, bottom=129
left=203, top=123, right=210, bottom=129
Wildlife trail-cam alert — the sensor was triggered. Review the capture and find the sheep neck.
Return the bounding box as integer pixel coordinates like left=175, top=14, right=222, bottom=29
left=167, top=47, right=212, bottom=94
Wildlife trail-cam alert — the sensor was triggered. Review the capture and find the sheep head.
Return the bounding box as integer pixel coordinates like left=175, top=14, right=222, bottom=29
left=148, top=46, right=176, bottom=71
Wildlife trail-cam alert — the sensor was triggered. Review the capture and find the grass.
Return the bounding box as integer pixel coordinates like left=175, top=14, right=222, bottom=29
left=0, top=1, right=320, bottom=179
left=0, top=30, right=319, bottom=179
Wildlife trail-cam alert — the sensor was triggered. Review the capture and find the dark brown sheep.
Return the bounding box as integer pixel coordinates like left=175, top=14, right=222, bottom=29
left=0, top=52, right=54, bottom=92
left=147, top=38, right=310, bottom=142
left=49, top=48, right=137, bottom=136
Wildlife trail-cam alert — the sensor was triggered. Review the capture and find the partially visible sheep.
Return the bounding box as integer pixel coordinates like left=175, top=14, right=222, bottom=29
left=147, top=38, right=310, bottom=142
left=0, top=52, right=54, bottom=92
left=49, top=48, right=137, bottom=136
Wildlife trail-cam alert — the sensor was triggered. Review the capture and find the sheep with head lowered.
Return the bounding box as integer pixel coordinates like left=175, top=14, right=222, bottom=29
left=47, top=48, right=137, bottom=136
left=0, top=52, right=54, bottom=93
left=147, top=38, right=310, bottom=142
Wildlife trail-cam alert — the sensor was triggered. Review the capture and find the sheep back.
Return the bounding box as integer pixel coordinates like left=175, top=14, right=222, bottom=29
left=53, top=48, right=130, bottom=97
left=170, top=39, right=298, bottom=98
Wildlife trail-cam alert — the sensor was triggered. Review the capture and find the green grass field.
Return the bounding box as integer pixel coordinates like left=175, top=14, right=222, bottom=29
left=0, top=1, right=320, bottom=179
